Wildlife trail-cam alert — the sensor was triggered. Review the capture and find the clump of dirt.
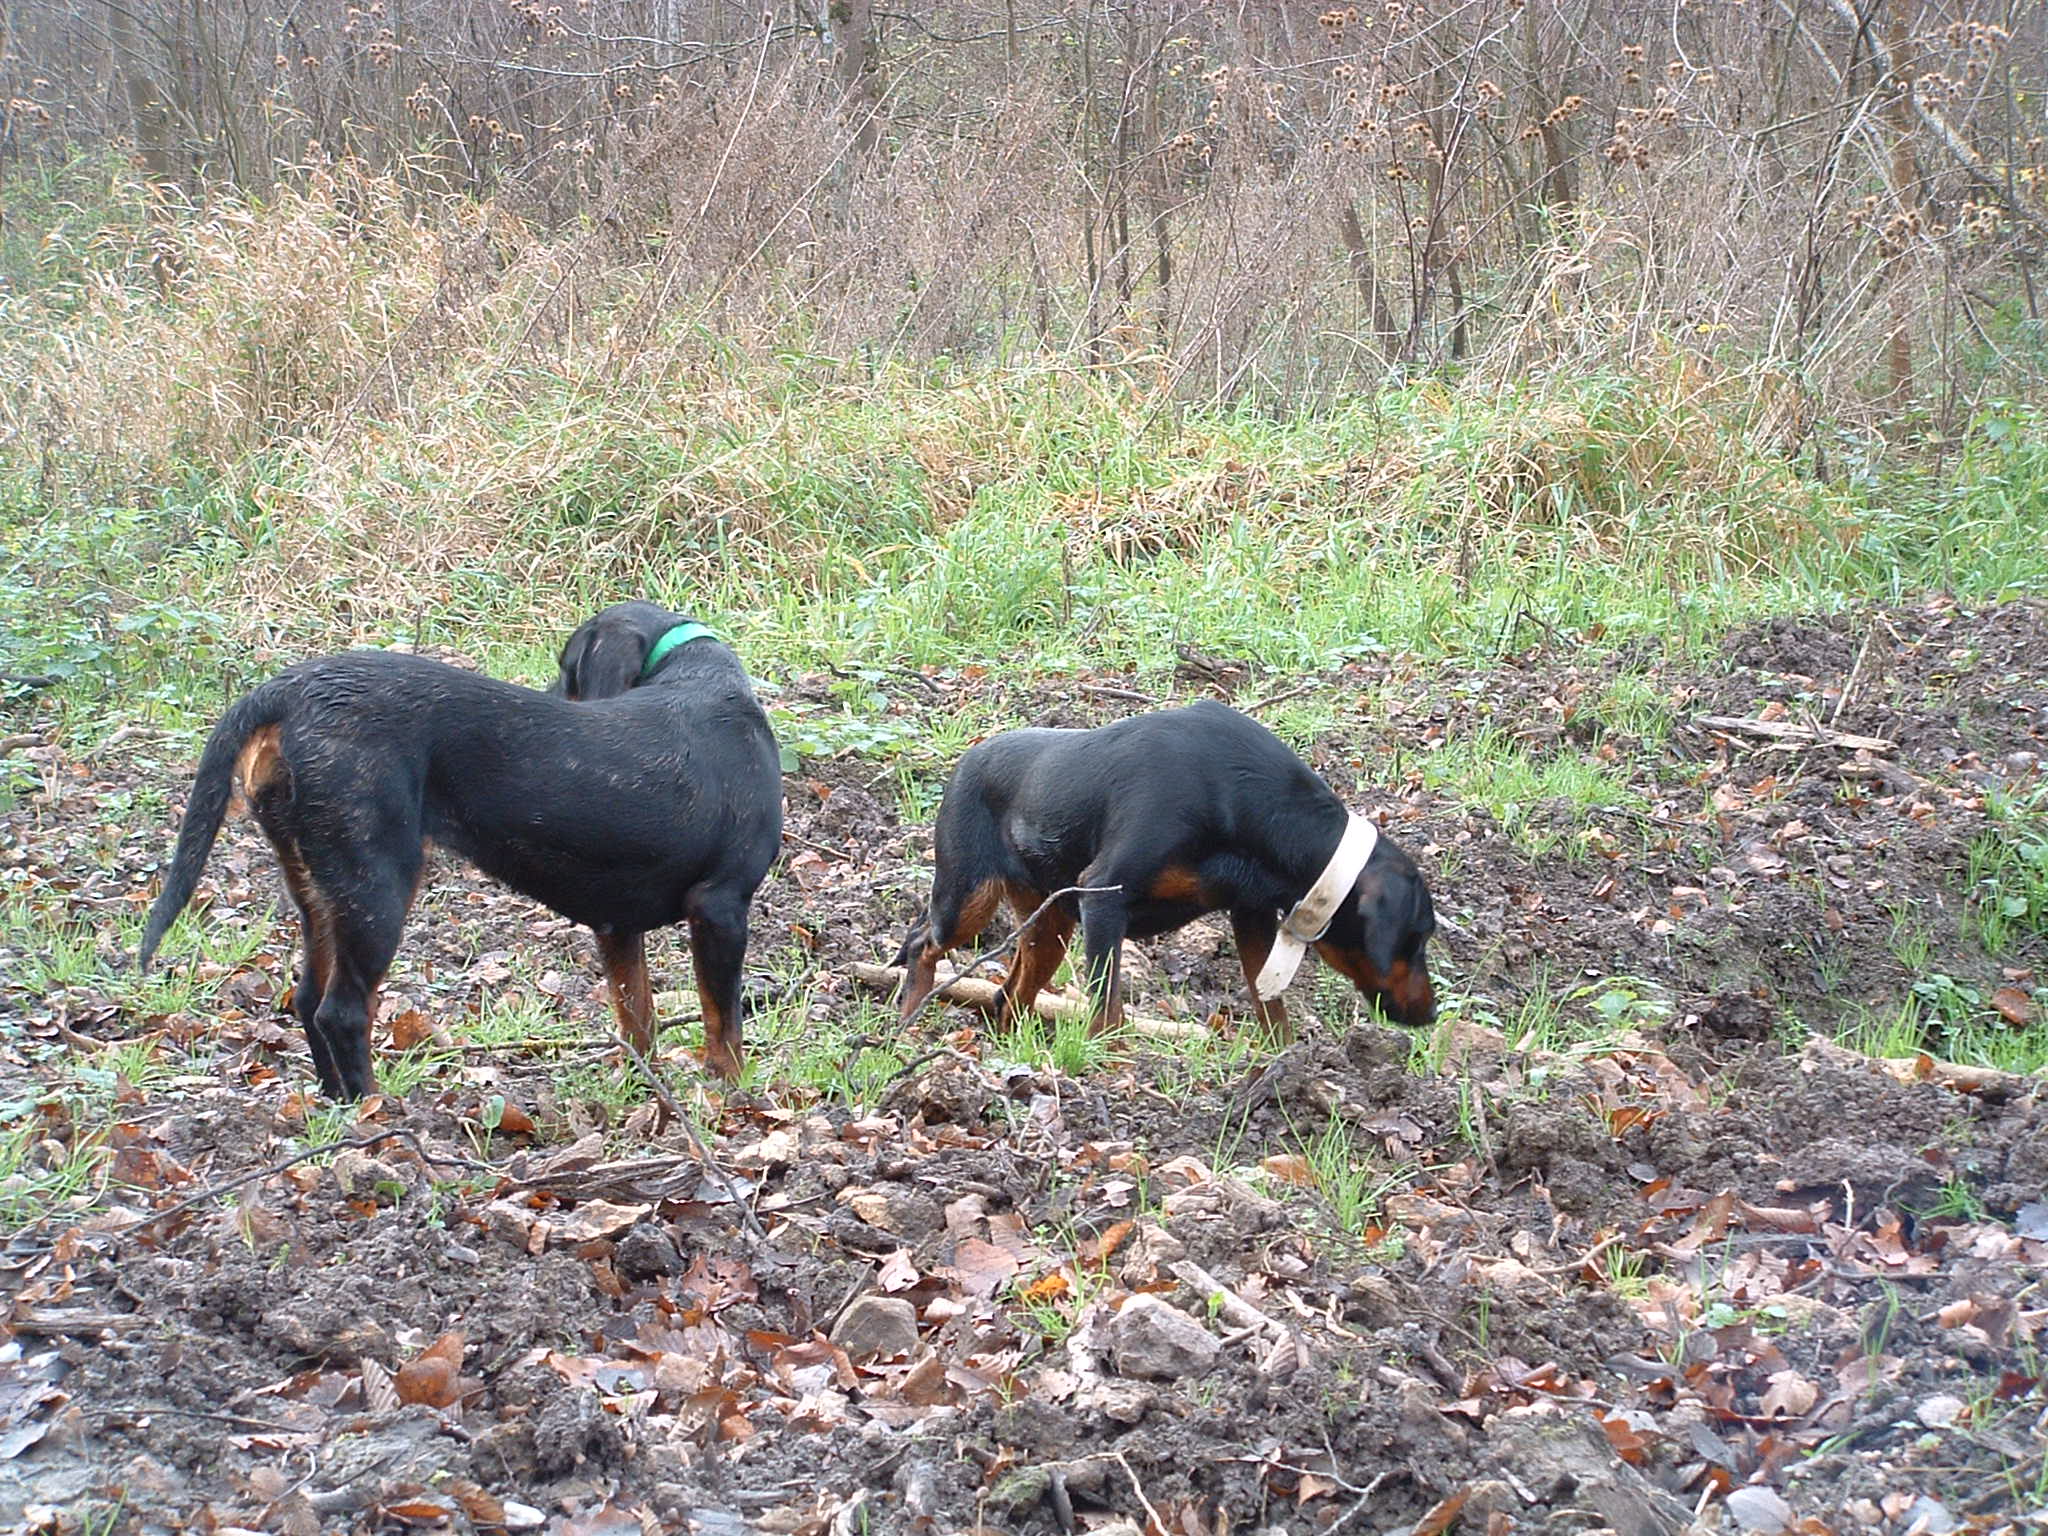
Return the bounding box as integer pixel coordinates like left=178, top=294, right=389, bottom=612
left=0, top=600, right=2043, bottom=1533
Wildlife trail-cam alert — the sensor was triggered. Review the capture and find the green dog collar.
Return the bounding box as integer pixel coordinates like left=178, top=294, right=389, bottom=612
left=640, top=621, right=717, bottom=679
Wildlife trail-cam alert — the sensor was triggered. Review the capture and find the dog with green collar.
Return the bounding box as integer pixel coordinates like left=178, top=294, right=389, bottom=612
left=141, top=601, right=783, bottom=1096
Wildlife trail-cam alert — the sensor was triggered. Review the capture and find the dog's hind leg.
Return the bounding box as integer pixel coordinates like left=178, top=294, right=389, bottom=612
left=304, top=852, right=419, bottom=1100
left=595, top=930, right=656, bottom=1059
left=1075, top=861, right=1142, bottom=1032
left=273, top=844, right=342, bottom=1097
left=686, top=889, right=752, bottom=1081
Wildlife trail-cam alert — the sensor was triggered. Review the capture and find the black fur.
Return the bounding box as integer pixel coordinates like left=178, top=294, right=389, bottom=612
left=141, top=601, right=783, bottom=1097
left=893, top=700, right=1435, bottom=1036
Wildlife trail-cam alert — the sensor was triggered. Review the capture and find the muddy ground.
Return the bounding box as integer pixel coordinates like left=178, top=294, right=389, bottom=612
left=1, top=600, right=2045, bottom=1535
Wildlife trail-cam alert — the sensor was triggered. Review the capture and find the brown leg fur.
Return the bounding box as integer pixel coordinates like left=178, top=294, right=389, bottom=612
left=896, top=877, right=1008, bottom=1023
left=1229, top=910, right=1292, bottom=1042
left=596, top=930, right=656, bottom=1057
left=998, top=898, right=1076, bottom=1021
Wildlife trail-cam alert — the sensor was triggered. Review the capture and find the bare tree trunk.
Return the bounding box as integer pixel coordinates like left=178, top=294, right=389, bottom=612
left=1337, top=203, right=1399, bottom=345
left=1882, top=8, right=1917, bottom=399
left=829, top=0, right=882, bottom=161
left=106, top=0, right=174, bottom=182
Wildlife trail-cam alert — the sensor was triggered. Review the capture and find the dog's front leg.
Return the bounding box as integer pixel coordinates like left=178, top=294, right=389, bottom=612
left=1229, top=908, right=1293, bottom=1042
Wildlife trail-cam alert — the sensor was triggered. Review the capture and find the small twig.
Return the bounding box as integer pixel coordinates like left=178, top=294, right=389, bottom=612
left=0, top=733, right=42, bottom=754
left=9, top=1311, right=136, bottom=1336
left=1080, top=683, right=1158, bottom=706
left=785, top=828, right=855, bottom=861
left=451, top=1036, right=617, bottom=1055
left=1241, top=681, right=1316, bottom=714
left=1830, top=627, right=1875, bottom=726
left=612, top=1035, right=770, bottom=1244
left=116, top=1128, right=495, bottom=1238
left=82, top=724, right=164, bottom=762
left=1694, top=714, right=1894, bottom=753
left=88, top=1405, right=310, bottom=1433
left=1112, top=1452, right=1165, bottom=1535
left=1325, top=1471, right=1397, bottom=1532
left=1531, top=1232, right=1625, bottom=1280
left=1169, top=1259, right=1287, bottom=1339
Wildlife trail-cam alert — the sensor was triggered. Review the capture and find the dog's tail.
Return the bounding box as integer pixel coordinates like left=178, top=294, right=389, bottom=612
left=138, top=682, right=294, bottom=970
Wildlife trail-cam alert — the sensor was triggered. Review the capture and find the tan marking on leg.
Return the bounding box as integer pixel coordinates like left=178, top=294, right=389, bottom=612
left=270, top=836, right=335, bottom=1008
left=596, top=931, right=656, bottom=1057
left=898, top=879, right=1010, bottom=1022
left=999, top=901, right=1076, bottom=1020
left=1230, top=913, right=1292, bottom=1042
left=1146, top=865, right=1207, bottom=903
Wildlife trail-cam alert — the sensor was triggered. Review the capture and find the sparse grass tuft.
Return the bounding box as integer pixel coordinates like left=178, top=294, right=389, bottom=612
left=1967, top=784, right=2048, bottom=959
left=1421, top=727, right=1643, bottom=858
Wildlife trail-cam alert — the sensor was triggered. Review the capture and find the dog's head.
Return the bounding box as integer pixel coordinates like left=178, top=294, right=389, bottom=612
left=1313, top=836, right=1437, bottom=1028
left=554, top=601, right=695, bottom=701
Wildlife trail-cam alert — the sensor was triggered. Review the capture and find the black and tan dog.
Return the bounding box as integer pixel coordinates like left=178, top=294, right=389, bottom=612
left=139, top=601, right=783, bottom=1097
left=893, top=700, right=1436, bottom=1037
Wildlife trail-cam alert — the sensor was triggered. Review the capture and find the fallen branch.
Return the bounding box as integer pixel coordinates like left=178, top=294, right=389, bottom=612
left=1241, top=681, right=1317, bottom=715
left=850, top=961, right=1207, bottom=1042
left=1168, top=1259, right=1287, bottom=1339
left=1695, top=714, right=1894, bottom=753
left=612, top=1033, right=770, bottom=1243
left=895, top=882, right=1121, bottom=1035
left=1835, top=760, right=1922, bottom=799
left=1080, top=683, right=1158, bottom=706
left=1802, top=1037, right=2041, bottom=1099
left=116, top=1128, right=495, bottom=1239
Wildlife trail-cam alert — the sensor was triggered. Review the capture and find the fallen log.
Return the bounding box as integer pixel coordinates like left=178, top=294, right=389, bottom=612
left=848, top=961, right=1208, bottom=1042
left=1695, top=715, right=1895, bottom=753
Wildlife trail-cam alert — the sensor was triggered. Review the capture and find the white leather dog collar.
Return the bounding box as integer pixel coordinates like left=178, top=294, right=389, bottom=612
left=1253, top=812, right=1379, bottom=1000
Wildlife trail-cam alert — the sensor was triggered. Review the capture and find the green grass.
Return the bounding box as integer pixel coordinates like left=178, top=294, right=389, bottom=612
left=1967, top=784, right=2048, bottom=959
left=1420, top=726, right=1645, bottom=858
left=1290, top=1110, right=1406, bottom=1236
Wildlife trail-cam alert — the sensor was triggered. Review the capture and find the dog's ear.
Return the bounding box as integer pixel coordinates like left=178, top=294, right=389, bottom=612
left=555, top=617, right=649, bottom=701
left=1356, top=853, right=1434, bottom=976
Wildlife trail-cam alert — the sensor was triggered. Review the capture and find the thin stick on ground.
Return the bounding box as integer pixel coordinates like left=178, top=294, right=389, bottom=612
left=613, top=1033, right=770, bottom=1244
left=1111, top=1451, right=1166, bottom=1534
left=116, top=1127, right=494, bottom=1240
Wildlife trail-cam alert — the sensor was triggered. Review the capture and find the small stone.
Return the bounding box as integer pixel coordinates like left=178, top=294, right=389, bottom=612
left=1901, top=1495, right=1956, bottom=1535
left=1915, top=1393, right=1967, bottom=1429
left=1725, top=1485, right=1796, bottom=1533
left=831, top=1296, right=921, bottom=1361
left=330, top=1151, right=403, bottom=1199
left=1116, top=1222, right=1186, bottom=1286
left=500, top=1503, right=545, bottom=1530
left=615, top=1223, right=684, bottom=1279
left=1107, top=1294, right=1219, bottom=1381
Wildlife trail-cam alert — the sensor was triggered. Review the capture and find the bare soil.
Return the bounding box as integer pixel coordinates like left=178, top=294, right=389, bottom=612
left=2, top=599, right=2044, bottom=1535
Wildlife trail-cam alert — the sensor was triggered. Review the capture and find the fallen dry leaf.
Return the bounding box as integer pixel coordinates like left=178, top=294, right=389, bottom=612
left=396, top=1331, right=467, bottom=1408
left=553, top=1199, right=652, bottom=1244
left=1990, top=985, right=2035, bottom=1025
left=941, top=1237, right=1019, bottom=1299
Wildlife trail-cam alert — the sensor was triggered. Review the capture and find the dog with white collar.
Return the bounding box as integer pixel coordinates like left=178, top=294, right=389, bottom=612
left=892, top=700, right=1437, bottom=1038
